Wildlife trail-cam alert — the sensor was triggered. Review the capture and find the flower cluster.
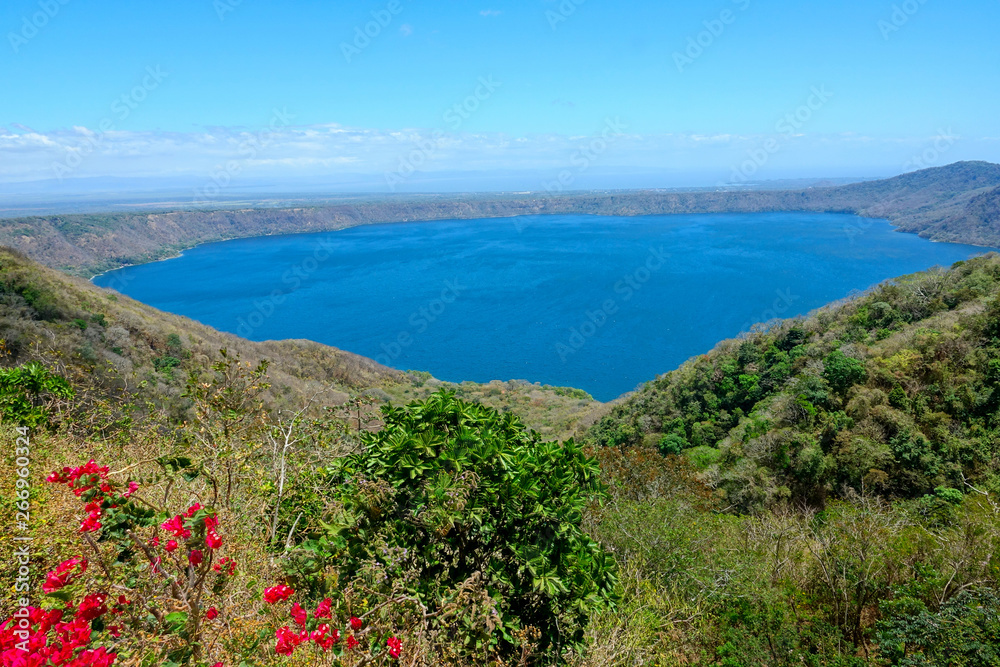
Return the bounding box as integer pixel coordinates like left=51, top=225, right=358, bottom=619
left=159, top=503, right=225, bottom=569
left=42, top=557, right=88, bottom=594
left=263, top=586, right=401, bottom=660
left=213, top=557, right=237, bottom=576
left=46, top=460, right=137, bottom=533
left=1, top=603, right=117, bottom=667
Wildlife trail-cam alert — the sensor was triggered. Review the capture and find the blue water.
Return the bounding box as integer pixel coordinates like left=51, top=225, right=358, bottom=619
left=94, top=213, right=993, bottom=401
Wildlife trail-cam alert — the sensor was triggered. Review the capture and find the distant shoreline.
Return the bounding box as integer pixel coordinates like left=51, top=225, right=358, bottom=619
left=4, top=161, right=1000, bottom=278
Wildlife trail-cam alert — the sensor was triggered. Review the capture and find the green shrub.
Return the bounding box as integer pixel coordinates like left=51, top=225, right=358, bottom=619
left=877, top=588, right=1000, bottom=666
left=290, top=391, right=617, bottom=662
left=0, top=361, right=73, bottom=427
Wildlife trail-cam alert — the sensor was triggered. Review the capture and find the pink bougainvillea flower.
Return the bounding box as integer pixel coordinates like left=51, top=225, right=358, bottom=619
left=205, top=607, right=219, bottom=620
left=165, top=540, right=178, bottom=552
left=213, top=557, right=237, bottom=576
left=42, top=557, right=88, bottom=593
left=387, top=636, right=402, bottom=659
left=80, top=514, right=102, bottom=533
left=290, top=603, right=307, bottom=628
left=263, top=584, right=295, bottom=604
left=78, top=594, right=108, bottom=621
left=275, top=625, right=301, bottom=656
left=349, top=616, right=363, bottom=632
left=205, top=531, right=222, bottom=549
left=347, top=635, right=360, bottom=650
left=314, top=597, right=332, bottom=619
left=189, top=549, right=203, bottom=566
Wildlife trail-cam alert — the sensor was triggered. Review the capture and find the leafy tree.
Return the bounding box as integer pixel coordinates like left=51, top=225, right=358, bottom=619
left=823, top=350, right=868, bottom=395
left=291, top=391, right=617, bottom=662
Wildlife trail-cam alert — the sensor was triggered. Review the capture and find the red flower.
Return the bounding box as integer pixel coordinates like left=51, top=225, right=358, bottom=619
left=80, top=514, right=102, bottom=533
left=213, top=557, right=236, bottom=576
left=149, top=535, right=160, bottom=547
left=189, top=549, right=204, bottom=566
left=347, top=635, right=360, bottom=650
left=275, top=625, right=301, bottom=656
left=165, top=540, right=178, bottom=552
left=123, top=481, right=139, bottom=498
left=205, top=531, right=222, bottom=549
left=349, top=616, right=363, bottom=632
left=78, top=593, right=108, bottom=621
left=160, top=514, right=191, bottom=539
left=204, top=513, right=219, bottom=531
left=314, top=597, right=332, bottom=619
left=185, top=502, right=203, bottom=517
left=290, top=603, right=307, bottom=627
left=206, top=607, right=219, bottom=620
left=42, top=557, right=88, bottom=593
left=263, top=584, right=295, bottom=604
left=387, top=636, right=402, bottom=659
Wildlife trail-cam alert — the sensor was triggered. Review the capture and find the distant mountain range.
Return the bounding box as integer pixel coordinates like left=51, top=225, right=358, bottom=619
left=1, top=161, right=998, bottom=277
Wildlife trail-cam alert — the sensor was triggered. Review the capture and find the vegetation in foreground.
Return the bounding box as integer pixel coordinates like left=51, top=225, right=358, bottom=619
left=3, top=248, right=1000, bottom=665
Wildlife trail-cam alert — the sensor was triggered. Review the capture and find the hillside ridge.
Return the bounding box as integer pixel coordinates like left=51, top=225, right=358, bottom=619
left=2, top=161, right=998, bottom=277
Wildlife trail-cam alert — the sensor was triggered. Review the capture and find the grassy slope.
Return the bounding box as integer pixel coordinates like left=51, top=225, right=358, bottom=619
left=3, top=161, right=999, bottom=277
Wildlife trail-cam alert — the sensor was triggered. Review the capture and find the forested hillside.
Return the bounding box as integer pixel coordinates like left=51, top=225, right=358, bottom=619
left=588, top=253, right=1000, bottom=509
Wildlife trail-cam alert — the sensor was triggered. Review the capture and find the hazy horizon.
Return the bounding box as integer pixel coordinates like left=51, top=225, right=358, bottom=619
left=3, top=0, right=998, bottom=201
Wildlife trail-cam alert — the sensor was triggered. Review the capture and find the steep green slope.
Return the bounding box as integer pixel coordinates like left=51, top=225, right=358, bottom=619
left=2, top=161, right=999, bottom=277
left=587, top=253, right=1000, bottom=510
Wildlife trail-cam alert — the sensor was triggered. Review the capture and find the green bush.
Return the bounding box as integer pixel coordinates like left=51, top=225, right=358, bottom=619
left=291, top=391, right=617, bottom=661
left=877, top=588, right=1000, bottom=666
left=0, top=361, right=73, bottom=427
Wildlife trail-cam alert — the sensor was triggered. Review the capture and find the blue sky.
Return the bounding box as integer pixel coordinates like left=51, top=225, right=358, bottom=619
left=1, top=0, right=998, bottom=192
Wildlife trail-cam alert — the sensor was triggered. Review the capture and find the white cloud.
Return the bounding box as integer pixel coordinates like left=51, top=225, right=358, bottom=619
left=0, top=122, right=995, bottom=188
